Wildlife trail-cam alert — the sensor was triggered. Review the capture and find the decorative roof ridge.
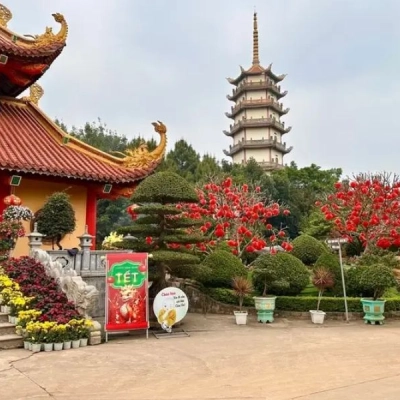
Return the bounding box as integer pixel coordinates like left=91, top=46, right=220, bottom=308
left=3, top=96, right=167, bottom=172
left=0, top=3, right=68, bottom=50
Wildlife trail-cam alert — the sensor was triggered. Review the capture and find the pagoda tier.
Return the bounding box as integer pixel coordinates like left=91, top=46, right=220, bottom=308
left=0, top=89, right=167, bottom=198
left=0, top=4, right=67, bottom=97
left=223, top=118, right=292, bottom=137
left=225, top=98, right=289, bottom=119
left=224, top=138, right=293, bottom=157
left=223, top=12, right=293, bottom=171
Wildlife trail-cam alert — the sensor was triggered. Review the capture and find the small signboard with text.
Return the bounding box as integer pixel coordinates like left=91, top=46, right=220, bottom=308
left=153, top=287, right=189, bottom=333
left=105, top=253, right=149, bottom=335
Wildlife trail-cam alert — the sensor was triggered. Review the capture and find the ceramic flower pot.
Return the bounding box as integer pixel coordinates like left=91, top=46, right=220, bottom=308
left=361, top=298, right=386, bottom=325
left=28, top=342, right=32, bottom=351
left=54, top=343, right=63, bottom=351
left=254, top=296, right=277, bottom=323
left=44, top=343, right=53, bottom=352
left=80, top=338, right=88, bottom=347
left=31, top=343, right=41, bottom=353
left=309, top=310, right=326, bottom=324
left=23, top=341, right=30, bottom=350
left=72, top=340, right=80, bottom=349
left=63, top=341, right=72, bottom=350
left=233, top=311, right=248, bottom=325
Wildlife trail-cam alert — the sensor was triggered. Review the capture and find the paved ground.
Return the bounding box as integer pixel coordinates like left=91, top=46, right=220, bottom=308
left=1, top=313, right=400, bottom=400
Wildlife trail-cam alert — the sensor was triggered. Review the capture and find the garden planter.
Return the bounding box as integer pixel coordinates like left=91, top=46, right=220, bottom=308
left=72, top=340, right=80, bottom=349
left=44, top=343, right=53, bottom=352
left=361, top=298, right=386, bottom=325
left=0, top=305, right=4, bottom=313
left=54, top=343, right=63, bottom=351
left=28, top=342, right=32, bottom=351
left=309, top=310, right=326, bottom=324
left=63, top=341, right=72, bottom=350
left=233, top=311, right=248, bottom=325
left=80, top=338, right=88, bottom=347
left=23, top=341, right=30, bottom=350
left=3, top=305, right=10, bottom=314
left=254, top=296, right=276, bottom=323
left=31, top=343, right=41, bottom=353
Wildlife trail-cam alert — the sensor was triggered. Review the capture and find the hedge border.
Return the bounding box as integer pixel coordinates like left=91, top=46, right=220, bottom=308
left=205, top=288, right=400, bottom=313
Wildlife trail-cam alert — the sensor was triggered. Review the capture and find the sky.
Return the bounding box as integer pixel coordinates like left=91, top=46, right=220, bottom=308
left=8, top=0, right=400, bottom=177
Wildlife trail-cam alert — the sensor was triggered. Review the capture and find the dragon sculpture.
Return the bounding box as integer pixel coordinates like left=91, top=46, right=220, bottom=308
left=21, top=83, right=44, bottom=106
left=112, top=121, right=167, bottom=169
left=24, top=13, right=68, bottom=47
left=0, top=3, right=12, bottom=28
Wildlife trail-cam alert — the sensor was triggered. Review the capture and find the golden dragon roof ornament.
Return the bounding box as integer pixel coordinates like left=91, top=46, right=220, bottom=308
left=24, top=13, right=68, bottom=48
left=112, top=121, right=167, bottom=169
left=21, top=83, right=44, bottom=106
left=0, top=3, right=12, bottom=28
left=0, top=3, right=68, bottom=48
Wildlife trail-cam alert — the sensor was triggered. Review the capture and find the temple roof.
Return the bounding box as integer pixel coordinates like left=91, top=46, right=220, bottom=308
left=0, top=93, right=166, bottom=185
left=0, top=4, right=67, bottom=97
left=227, top=13, right=286, bottom=86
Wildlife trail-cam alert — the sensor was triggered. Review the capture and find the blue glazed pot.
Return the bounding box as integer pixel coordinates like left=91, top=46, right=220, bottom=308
left=254, top=296, right=276, bottom=323
left=360, top=298, right=386, bottom=325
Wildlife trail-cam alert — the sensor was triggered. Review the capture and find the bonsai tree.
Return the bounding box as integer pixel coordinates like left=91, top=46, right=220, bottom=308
left=312, top=268, right=334, bottom=311
left=359, top=265, right=397, bottom=300
left=232, top=276, right=253, bottom=311
left=117, top=172, right=205, bottom=290
left=36, top=192, right=76, bottom=250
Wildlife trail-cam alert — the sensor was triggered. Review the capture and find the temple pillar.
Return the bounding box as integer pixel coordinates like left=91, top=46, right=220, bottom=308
left=86, top=189, right=97, bottom=249
left=0, top=174, right=11, bottom=217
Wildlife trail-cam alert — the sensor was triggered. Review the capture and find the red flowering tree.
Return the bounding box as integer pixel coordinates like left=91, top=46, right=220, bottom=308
left=318, top=172, right=400, bottom=251
left=177, top=177, right=292, bottom=263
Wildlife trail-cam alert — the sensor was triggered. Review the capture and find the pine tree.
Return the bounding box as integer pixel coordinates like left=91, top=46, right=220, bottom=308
left=36, top=192, right=76, bottom=250
left=117, top=172, right=204, bottom=290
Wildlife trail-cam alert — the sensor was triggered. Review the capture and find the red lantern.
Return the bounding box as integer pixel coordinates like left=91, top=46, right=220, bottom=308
left=4, top=194, right=22, bottom=206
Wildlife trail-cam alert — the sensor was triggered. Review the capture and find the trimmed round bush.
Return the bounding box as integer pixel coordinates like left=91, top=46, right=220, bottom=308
left=359, top=264, right=397, bottom=300
left=197, top=250, right=247, bottom=288
left=131, top=171, right=198, bottom=204
left=314, top=252, right=344, bottom=296
left=291, top=234, right=327, bottom=265
left=252, top=252, right=310, bottom=296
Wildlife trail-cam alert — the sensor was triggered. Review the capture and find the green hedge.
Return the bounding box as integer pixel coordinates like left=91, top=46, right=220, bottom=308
left=205, top=288, right=400, bottom=313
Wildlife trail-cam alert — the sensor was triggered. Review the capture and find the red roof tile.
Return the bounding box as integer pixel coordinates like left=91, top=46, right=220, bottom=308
left=0, top=98, right=160, bottom=184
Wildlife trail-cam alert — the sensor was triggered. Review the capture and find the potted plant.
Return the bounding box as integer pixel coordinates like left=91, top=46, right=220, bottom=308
left=252, top=261, right=285, bottom=323
left=68, top=319, right=82, bottom=348
left=310, top=267, right=334, bottom=324
left=359, top=264, right=396, bottom=325
left=232, top=276, right=252, bottom=325
left=51, top=324, right=66, bottom=351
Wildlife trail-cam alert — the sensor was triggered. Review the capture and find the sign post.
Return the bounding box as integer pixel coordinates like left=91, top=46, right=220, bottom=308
left=152, top=287, right=189, bottom=338
left=105, top=253, right=149, bottom=341
left=326, top=238, right=349, bottom=323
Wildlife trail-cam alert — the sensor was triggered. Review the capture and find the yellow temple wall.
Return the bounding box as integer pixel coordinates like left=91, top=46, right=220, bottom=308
left=13, top=177, right=88, bottom=257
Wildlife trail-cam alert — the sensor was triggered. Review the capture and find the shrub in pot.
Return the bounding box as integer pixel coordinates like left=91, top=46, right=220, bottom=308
left=231, top=276, right=252, bottom=325
left=359, top=264, right=397, bottom=325
left=252, top=252, right=309, bottom=323
left=310, top=267, right=334, bottom=324
left=314, top=252, right=344, bottom=296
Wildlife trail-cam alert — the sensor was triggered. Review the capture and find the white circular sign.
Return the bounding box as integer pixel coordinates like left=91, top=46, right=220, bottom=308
left=153, top=287, right=189, bottom=332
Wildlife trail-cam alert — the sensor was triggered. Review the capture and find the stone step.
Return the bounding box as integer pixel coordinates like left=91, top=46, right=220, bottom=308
left=0, top=312, right=9, bottom=323
left=0, top=334, right=23, bottom=350
left=0, top=322, right=16, bottom=336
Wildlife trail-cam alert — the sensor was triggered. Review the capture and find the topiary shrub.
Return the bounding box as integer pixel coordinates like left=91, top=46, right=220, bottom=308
left=252, top=252, right=310, bottom=296
left=314, top=252, right=344, bottom=296
left=197, top=250, right=247, bottom=288
left=346, top=266, right=372, bottom=298
left=291, top=234, right=327, bottom=265
left=359, top=265, right=397, bottom=300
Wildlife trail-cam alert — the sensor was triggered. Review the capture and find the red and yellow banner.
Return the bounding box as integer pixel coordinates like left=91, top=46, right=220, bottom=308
left=105, top=253, right=149, bottom=332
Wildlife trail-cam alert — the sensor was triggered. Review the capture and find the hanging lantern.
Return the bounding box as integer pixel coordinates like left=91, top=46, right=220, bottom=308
left=127, top=204, right=139, bottom=220
left=4, top=194, right=22, bottom=206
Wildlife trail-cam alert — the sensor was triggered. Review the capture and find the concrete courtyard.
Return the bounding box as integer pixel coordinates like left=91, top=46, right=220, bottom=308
left=1, top=313, right=400, bottom=400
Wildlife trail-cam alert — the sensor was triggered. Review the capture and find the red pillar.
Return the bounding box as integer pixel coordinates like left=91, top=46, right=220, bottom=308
left=0, top=175, right=10, bottom=218
left=86, top=189, right=97, bottom=249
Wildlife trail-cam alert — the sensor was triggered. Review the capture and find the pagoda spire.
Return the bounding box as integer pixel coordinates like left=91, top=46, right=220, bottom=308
left=252, top=11, right=260, bottom=66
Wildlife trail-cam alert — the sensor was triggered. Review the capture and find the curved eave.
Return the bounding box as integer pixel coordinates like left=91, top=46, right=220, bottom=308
left=225, top=141, right=293, bottom=157
left=265, top=64, right=286, bottom=82
left=0, top=29, right=66, bottom=58
left=223, top=149, right=232, bottom=157
left=227, top=64, right=265, bottom=86
left=223, top=130, right=233, bottom=137
left=227, top=86, right=287, bottom=102
left=226, top=104, right=290, bottom=119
